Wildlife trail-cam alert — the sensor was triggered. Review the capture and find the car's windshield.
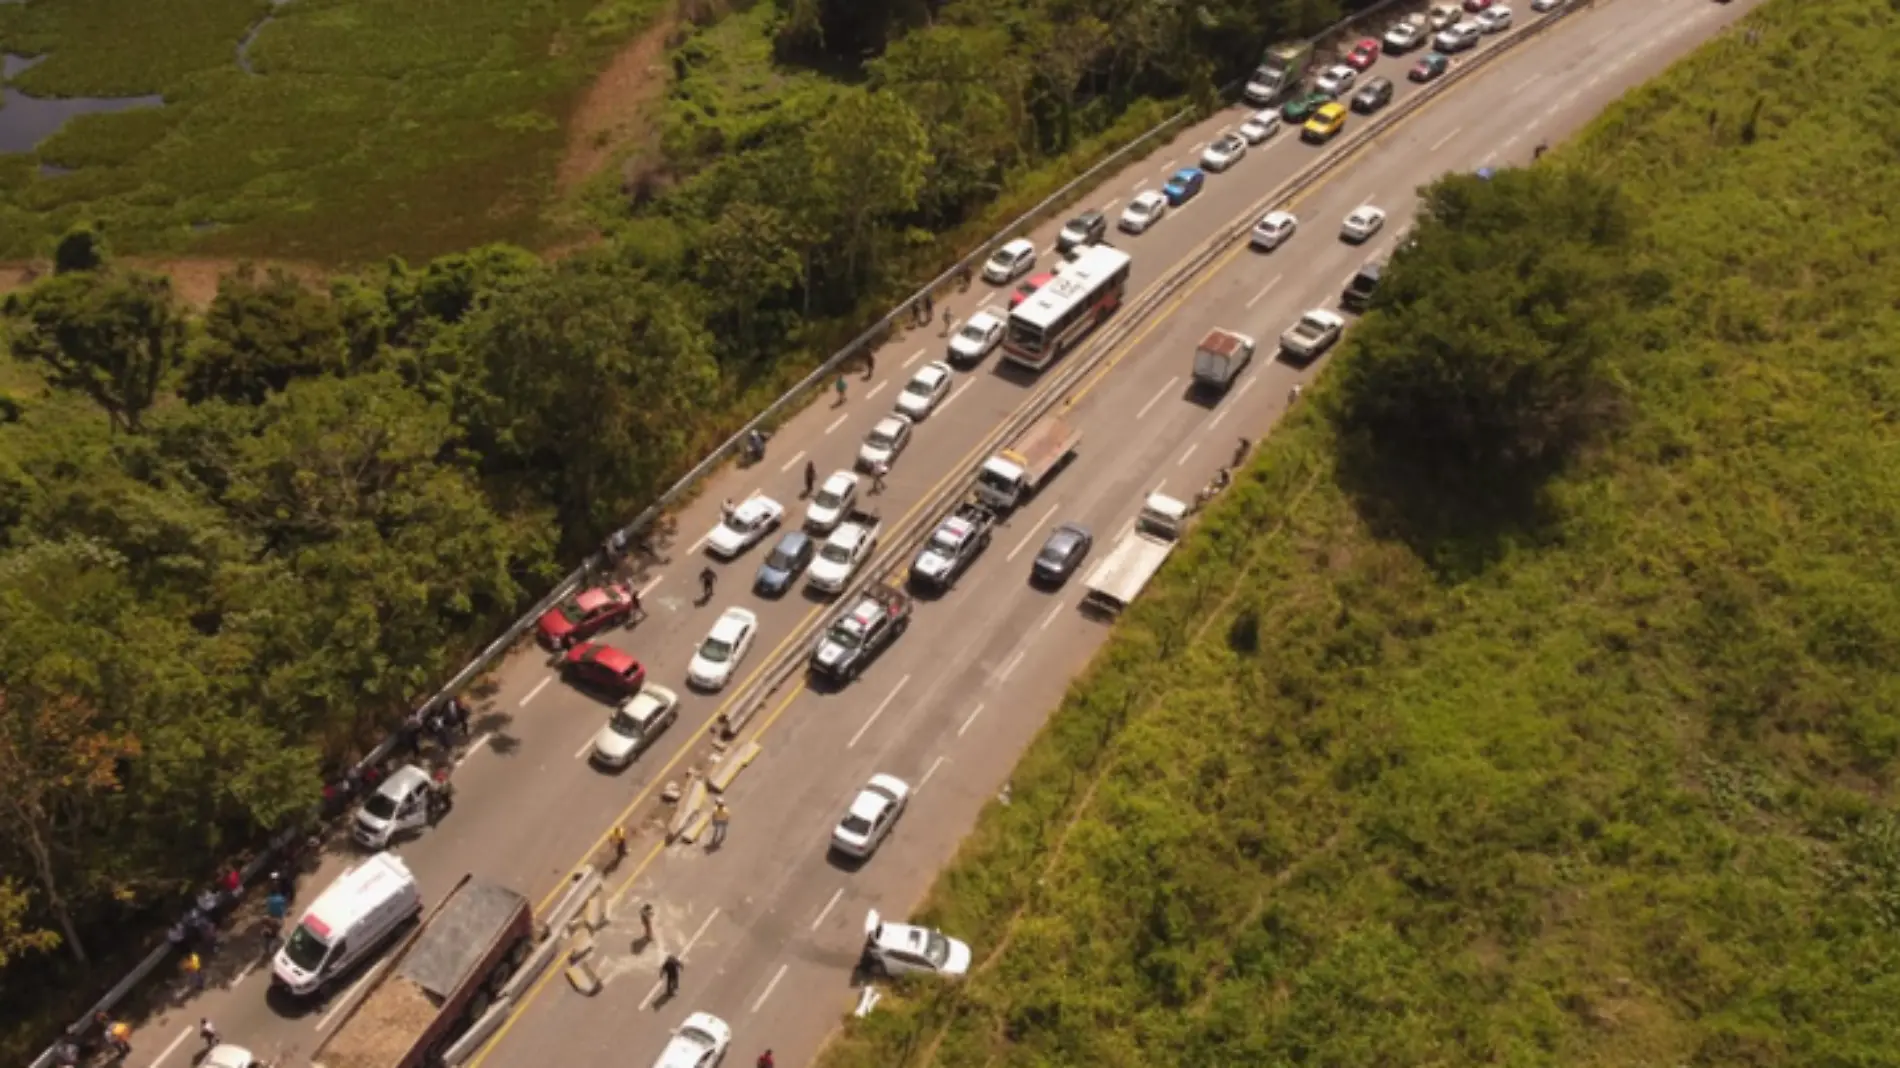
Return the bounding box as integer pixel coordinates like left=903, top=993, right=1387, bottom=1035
left=729, top=511, right=761, bottom=532
left=930, top=528, right=962, bottom=553
left=765, top=546, right=797, bottom=570
left=609, top=708, right=648, bottom=736
left=829, top=626, right=862, bottom=650
left=557, top=603, right=588, bottom=625
left=904, top=378, right=933, bottom=397
left=363, top=792, right=398, bottom=819
left=282, top=923, right=329, bottom=971
left=700, top=637, right=732, bottom=663
left=924, top=931, right=951, bottom=967
left=815, top=487, right=844, bottom=509
left=840, top=814, right=873, bottom=836
left=957, top=324, right=987, bottom=344
left=820, top=542, right=854, bottom=564
left=868, top=428, right=896, bottom=449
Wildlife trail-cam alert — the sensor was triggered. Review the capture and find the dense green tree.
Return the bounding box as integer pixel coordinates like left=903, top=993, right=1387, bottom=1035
left=183, top=264, right=345, bottom=405
left=693, top=202, right=806, bottom=356
left=5, top=271, right=188, bottom=433
left=52, top=225, right=108, bottom=275
left=869, top=26, right=1026, bottom=222
left=806, top=88, right=932, bottom=288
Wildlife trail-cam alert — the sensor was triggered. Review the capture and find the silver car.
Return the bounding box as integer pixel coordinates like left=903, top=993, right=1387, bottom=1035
left=857, top=414, right=913, bottom=472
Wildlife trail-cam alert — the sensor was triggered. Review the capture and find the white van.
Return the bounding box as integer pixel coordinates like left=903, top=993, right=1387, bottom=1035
left=352, top=765, right=434, bottom=849
left=272, top=852, right=422, bottom=996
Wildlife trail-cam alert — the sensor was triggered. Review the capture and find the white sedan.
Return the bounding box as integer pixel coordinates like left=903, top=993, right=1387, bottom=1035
left=651, top=1013, right=730, bottom=1068
left=863, top=910, right=972, bottom=979
left=1200, top=133, right=1247, bottom=172
left=687, top=607, right=758, bottom=691
left=948, top=311, right=1004, bottom=364
left=1315, top=64, right=1358, bottom=96
left=203, top=1048, right=259, bottom=1068
left=1251, top=210, right=1298, bottom=251
left=1476, top=5, right=1513, bottom=31
left=1238, top=110, right=1281, bottom=144
left=857, top=414, right=913, bottom=472
left=805, top=470, right=860, bottom=534
left=895, top=361, right=954, bottom=420
left=590, top=684, right=681, bottom=767
left=1119, top=190, right=1168, bottom=234
left=831, top=773, right=911, bottom=857
left=1530, top=0, right=1563, bottom=10
left=704, top=494, right=783, bottom=559
left=1341, top=205, right=1387, bottom=243
left=981, top=238, right=1037, bottom=284
left=1384, top=14, right=1428, bottom=51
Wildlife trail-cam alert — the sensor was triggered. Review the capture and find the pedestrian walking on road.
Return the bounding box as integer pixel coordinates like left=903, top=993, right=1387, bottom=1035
left=639, top=902, right=656, bottom=945
left=803, top=460, right=817, bottom=498
left=923, top=291, right=935, bottom=322
left=940, top=307, right=953, bottom=337
left=609, top=824, right=628, bottom=866
left=1233, top=437, right=1251, bottom=467
left=757, top=1051, right=775, bottom=1068
left=183, top=951, right=205, bottom=992
left=698, top=567, right=717, bottom=604
left=863, top=350, right=876, bottom=381
left=198, top=1019, right=219, bottom=1051
left=629, top=587, right=645, bottom=623
left=661, top=954, right=684, bottom=997
left=869, top=461, right=887, bottom=496
left=834, top=375, right=848, bottom=406
left=708, top=801, right=731, bottom=848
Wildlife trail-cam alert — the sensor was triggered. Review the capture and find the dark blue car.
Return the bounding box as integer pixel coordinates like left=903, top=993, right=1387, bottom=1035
left=1163, top=167, right=1205, bottom=206
left=755, top=531, right=814, bottom=596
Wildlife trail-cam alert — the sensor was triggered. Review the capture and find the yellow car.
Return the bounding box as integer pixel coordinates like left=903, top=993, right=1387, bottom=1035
left=1302, top=103, right=1348, bottom=143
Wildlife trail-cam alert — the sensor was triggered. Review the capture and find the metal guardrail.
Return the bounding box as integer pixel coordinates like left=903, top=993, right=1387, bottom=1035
left=27, top=3, right=1593, bottom=1065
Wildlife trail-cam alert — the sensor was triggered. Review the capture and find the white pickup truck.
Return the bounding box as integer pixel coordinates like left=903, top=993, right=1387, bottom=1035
left=1279, top=308, right=1345, bottom=363
left=1079, top=494, right=1190, bottom=615
left=807, top=507, right=882, bottom=595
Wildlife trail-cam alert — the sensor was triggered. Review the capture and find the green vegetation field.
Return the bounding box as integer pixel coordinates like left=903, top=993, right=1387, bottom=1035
left=0, top=0, right=663, bottom=262
left=817, top=0, right=1900, bottom=1064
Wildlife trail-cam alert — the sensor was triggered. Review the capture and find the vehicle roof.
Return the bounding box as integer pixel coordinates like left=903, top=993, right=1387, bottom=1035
left=573, top=586, right=621, bottom=612
left=1199, top=329, right=1251, bottom=358
left=1350, top=204, right=1383, bottom=217
left=911, top=363, right=950, bottom=385
left=397, top=878, right=527, bottom=999
left=1170, top=167, right=1202, bottom=182
left=872, top=920, right=935, bottom=954
left=1130, top=189, right=1165, bottom=207
left=848, top=787, right=894, bottom=821
left=578, top=642, right=638, bottom=671
left=1262, top=209, right=1295, bottom=223
left=305, top=853, right=415, bottom=940
left=655, top=1016, right=729, bottom=1068
left=731, top=495, right=777, bottom=522
left=772, top=530, right=812, bottom=553
left=202, top=1046, right=255, bottom=1068
left=995, top=238, right=1035, bottom=256
left=820, top=472, right=857, bottom=494
left=1316, top=102, right=1347, bottom=118
left=710, top=608, right=756, bottom=640
left=963, top=310, right=1001, bottom=330
left=623, top=685, right=677, bottom=722
left=376, top=764, right=433, bottom=798
left=872, top=415, right=908, bottom=433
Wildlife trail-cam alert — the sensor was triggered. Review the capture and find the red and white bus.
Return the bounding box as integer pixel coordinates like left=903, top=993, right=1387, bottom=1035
left=1002, top=245, right=1133, bottom=371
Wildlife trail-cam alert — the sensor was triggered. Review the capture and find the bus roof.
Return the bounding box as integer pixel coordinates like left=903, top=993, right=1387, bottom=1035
left=1010, top=245, right=1132, bottom=331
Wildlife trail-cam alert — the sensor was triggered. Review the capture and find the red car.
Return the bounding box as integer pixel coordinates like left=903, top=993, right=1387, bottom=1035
left=563, top=641, right=646, bottom=696
left=1344, top=38, right=1381, bottom=70
left=536, top=583, right=636, bottom=648
left=1463, top=0, right=1492, bottom=10
left=1010, top=273, right=1055, bottom=309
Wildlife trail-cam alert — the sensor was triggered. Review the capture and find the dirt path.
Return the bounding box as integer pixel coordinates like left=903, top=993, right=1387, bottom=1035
left=558, top=17, right=675, bottom=194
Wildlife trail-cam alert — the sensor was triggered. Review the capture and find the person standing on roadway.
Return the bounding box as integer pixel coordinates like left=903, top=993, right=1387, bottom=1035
left=661, top=953, right=684, bottom=997
left=639, top=902, right=656, bottom=945
left=803, top=460, right=817, bottom=498
left=834, top=375, right=848, bottom=406
left=708, top=801, right=731, bottom=848
left=608, top=824, right=628, bottom=866
left=183, top=950, right=205, bottom=991
left=757, top=1051, right=775, bottom=1068
left=198, top=1019, right=219, bottom=1051
left=699, top=567, right=716, bottom=604
left=869, top=461, right=887, bottom=496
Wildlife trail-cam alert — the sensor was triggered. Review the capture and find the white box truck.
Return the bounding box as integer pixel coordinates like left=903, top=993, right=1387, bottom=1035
left=1192, top=328, right=1255, bottom=392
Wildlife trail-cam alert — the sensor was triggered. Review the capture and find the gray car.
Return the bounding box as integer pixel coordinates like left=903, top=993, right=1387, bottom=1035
left=755, top=531, right=815, bottom=596
left=1031, top=522, right=1093, bottom=585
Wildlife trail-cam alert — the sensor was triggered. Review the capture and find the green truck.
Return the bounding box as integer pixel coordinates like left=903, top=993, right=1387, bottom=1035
left=1242, top=40, right=1316, bottom=106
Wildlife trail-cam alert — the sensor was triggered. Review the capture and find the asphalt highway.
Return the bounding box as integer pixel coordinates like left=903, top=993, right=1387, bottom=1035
left=113, top=2, right=1758, bottom=1067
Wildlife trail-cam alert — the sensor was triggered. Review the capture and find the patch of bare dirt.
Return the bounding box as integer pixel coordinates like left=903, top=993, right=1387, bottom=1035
left=558, top=18, right=676, bottom=195
left=0, top=257, right=328, bottom=308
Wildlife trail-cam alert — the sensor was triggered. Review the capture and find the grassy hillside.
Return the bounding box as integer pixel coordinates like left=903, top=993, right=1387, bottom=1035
left=818, top=1, right=1900, bottom=1065
left=0, top=0, right=662, bottom=262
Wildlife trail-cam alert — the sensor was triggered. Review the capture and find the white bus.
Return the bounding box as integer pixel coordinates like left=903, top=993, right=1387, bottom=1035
left=1002, top=244, right=1133, bottom=371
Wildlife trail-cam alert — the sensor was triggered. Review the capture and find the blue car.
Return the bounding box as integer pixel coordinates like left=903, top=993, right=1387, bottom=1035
left=1163, top=167, right=1205, bottom=206
left=755, top=531, right=815, bottom=596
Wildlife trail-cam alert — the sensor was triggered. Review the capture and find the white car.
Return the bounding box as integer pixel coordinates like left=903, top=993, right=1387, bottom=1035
left=895, top=362, right=954, bottom=420
left=1119, top=190, right=1168, bottom=234
left=808, top=522, right=877, bottom=594
left=1237, top=110, right=1281, bottom=144
left=1384, top=14, right=1428, bottom=51
left=687, top=607, right=758, bottom=691
left=203, top=1048, right=259, bottom=1068
left=862, top=910, right=972, bottom=979
left=1251, top=210, right=1298, bottom=251
left=831, top=773, right=911, bottom=857
left=1341, top=205, right=1387, bottom=243
left=857, top=414, right=913, bottom=472
left=651, top=1013, right=730, bottom=1068
left=1476, top=6, right=1512, bottom=32
left=948, top=311, right=1004, bottom=365
left=805, top=471, right=860, bottom=534
left=981, top=238, right=1037, bottom=284
left=590, top=684, right=681, bottom=768
left=1315, top=64, right=1358, bottom=96
left=1436, top=21, right=1481, bottom=51
left=1200, top=133, right=1247, bottom=172
left=704, top=494, right=783, bottom=559
left=1530, top=0, right=1563, bottom=10
left=1429, top=2, right=1461, bottom=27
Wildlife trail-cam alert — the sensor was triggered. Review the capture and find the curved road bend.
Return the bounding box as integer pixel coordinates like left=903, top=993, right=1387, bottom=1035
left=114, top=1, right=1755, bottom=1066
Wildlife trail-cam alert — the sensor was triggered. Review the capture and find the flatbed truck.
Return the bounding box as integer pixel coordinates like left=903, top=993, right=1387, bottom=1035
left=1079, top=494, right=1190, bottom=616
left=312, top=876, right=533, bottom=1068
left=975, top=415, right=1080, bottom=512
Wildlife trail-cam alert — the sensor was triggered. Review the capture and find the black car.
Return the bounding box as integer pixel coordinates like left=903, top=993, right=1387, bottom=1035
left=1341, top=261, right=1383, bottom=312
left=1031, top=522, right=1094, bottom=586
left=1350, top=77, right=1394, bottom=115
left=755, top=531, right=815, bottom=596
left=1057, top=211, right=1108, bottom=253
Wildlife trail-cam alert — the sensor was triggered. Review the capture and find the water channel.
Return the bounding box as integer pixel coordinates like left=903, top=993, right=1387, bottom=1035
left=0, top=52, right=165, bottom=155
